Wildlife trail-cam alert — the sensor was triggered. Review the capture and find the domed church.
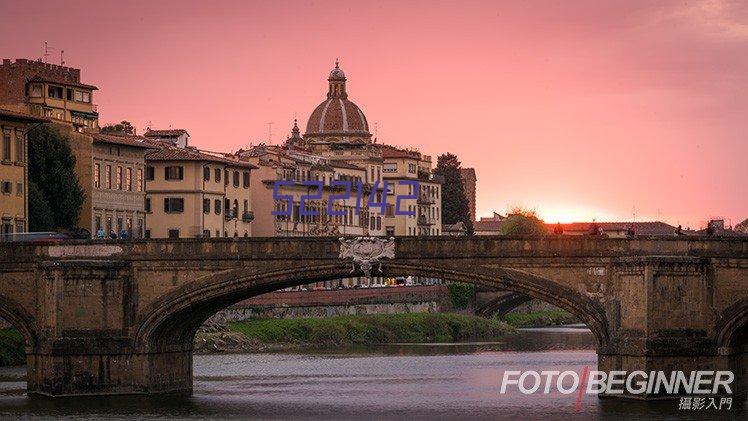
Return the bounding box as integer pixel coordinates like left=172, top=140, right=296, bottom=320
left=303, top=60, right=373, bottom=149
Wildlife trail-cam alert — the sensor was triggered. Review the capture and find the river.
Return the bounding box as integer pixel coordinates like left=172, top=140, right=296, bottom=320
left=0, top=326, right=743, bottom=419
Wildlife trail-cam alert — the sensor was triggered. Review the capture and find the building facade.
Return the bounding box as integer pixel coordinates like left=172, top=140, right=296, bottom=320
left=0, top=59, right=99, bottom=131
left=0, top=108, right=46, bottom=235
left=90, top=133, right=153, bottom=238
left=144, top=140, right=256, bottom=239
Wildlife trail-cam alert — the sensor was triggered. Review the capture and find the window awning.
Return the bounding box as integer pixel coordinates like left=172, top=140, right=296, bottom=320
left=70, top=110, right=99, bottom=119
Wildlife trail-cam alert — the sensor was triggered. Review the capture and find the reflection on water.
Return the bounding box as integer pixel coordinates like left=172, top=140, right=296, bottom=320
left=0, top=327, right=744, bottom=420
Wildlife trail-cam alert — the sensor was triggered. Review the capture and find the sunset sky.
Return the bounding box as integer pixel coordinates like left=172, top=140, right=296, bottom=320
left=2, top=0, right=746, bottom=228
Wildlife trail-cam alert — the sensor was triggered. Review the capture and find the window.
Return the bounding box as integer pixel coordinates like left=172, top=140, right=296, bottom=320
left=137, top=219, right=143, bottom=238
left=136, top=169, right=143, bottom=191
left=203, top=230, right=211, bottom=238
left=243, top=200, right=248, bottom=212
left=116, top=166, right=123, bottom=190
left=29, top=84, right=42, bottom=98
left=74, top=90, right=91, bottom=103
left=165, top=166, right=184, bottom=180
left=164, top=198, right=184, bottom=213
left=117, top=217, right=123, bottom=233
left=48, top=85, right=63, bottom=99
left=94, top=164, right=100, bottom=188
left=215, top=199, right=222, bottom=214
left=242, top=171, right=250, bottom=188
left=95, top=216, right=101, bottom=232
left=1, top=181, right=10, bottom=194
left=145, top=166, right=155, bottom=181
left=224, top=170, right=229, bottom=186
left=215, top=168, right=221, bottom=182
left=168, top=229, right=180, bottom=239
left=2, top=131, right=9, bottom=160
left=383, top=163, right=397, bottom=173
left=144, top=198, right=151, bottom=213
left=203, top=167, right=211, bottom=181
left=106, top=217, right=112, bottom=233
left=15, top=132, right=23, bottom=163
left=16, top=182, right=22, bottom=197
left=106, top=165, right=111, bottom=189
left=66, top=89, right=73, bottom=101
left=203, top=198, right=210, bottom=214
left=225, top=198, right=231, bottom=217
left=125, top=168, right=132, bottom=191
left=15, top=221, right=24, bottom=233
left=1, top=221, right=11, bottom=235
left=144, top=230, right=151, bottom=239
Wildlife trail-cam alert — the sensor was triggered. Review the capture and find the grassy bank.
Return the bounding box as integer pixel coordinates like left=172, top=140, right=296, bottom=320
left=0, top=329, right=24, bottom=366
left=504, top=310, right=579, bottom=328
left=230, top=313, right=513, bottom=346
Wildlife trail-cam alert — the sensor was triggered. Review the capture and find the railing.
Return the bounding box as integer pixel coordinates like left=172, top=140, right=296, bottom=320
left=417, top=194, right=435, bottom=205
left=242, top=211, right=254, bottom=222
left=225, top=210, right=236, bottom=221
left=417, top=215, right=435, bottom=226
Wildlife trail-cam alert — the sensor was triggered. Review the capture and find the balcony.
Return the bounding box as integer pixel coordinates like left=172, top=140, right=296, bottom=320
left=417, top=215, right=435, bottom=226
left=225, top=210, right=236, bottom=221
left=242, top=211, right=254, bottom=222
left=417, top=194, right=435, bottom=205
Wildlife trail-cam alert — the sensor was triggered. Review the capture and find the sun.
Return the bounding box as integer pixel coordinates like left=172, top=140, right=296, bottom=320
left=537, top=205, right=616, bottom=224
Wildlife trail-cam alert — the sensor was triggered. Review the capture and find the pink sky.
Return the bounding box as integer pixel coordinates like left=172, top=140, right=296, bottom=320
left=2, top=0, right=746, bottom=228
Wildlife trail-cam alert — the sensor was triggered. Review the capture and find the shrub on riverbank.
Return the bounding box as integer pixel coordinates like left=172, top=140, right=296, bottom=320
left=230, top=313, right=512, bottom=346
left=0, top=329, right=24, bottom=366
left=504, top=310, right=578, bottom=328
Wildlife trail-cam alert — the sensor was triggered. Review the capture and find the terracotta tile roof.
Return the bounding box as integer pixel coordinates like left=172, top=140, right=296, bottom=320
left=329, top=160, right=364, bottom=170
left=92, top=133, right=156, bottom=149
left=146, top=146, right=257, bottom=169
left=144, top=129, right=189, bottom=137
left=0, top=107, right=49, bottom=123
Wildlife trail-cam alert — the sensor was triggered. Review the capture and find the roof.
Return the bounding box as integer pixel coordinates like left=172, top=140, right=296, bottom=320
left=379, top=145, right=421, bottom=159
left=27, top=75, right=98, bottom=90
left=144, top=129, right=189, bottom=137
left=0, top=107, right=49, bottom=123
left=146, top=146, right=258, bottom=169
left=474, top=219, right=510, bottom=232
left=329, top=160, right=365, bottom=171
left=548, top=221, right=677, bottom=235
left=92, top=133, right=156, bottom=149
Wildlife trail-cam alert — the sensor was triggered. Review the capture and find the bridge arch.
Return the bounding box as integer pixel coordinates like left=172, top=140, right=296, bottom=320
left=0, top=295, right=39, bottom=351
left=715, top=298, right=748, bottom=351
left=134, top=261, right=611, bottom=352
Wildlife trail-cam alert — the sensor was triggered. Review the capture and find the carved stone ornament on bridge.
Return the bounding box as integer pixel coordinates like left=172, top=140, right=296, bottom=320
left=338, top=236, right=395, bottom=278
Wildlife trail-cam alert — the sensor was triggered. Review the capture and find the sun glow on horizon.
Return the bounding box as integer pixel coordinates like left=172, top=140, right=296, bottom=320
left=535, top=205, right=619, bottom=224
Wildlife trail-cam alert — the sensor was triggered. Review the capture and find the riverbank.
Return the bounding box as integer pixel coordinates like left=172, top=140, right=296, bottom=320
left=0, top=329, right=24, bottom=366
left=195, top=313, right=513, bottom=353
left=504, top=310, right=578, bottom=328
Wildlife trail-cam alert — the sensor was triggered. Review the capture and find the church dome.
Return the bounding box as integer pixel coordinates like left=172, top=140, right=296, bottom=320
left=305, top=61, right=371, bottom=143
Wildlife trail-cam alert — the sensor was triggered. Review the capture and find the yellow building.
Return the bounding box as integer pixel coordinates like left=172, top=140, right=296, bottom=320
left=0, top=59, right=99, bottom=131
left=0, top=108, right=47, bottom=235
left=380, top=145, right=442, bottom=236
left=90, top=133, right=154, bottom=238
left=144, top=143, right=257, bottom=239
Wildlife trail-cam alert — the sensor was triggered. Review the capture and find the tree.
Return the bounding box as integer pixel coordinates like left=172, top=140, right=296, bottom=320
left=434, top=153, right=473, bottom=234
left=501, top=207, right=548, bottom=236
left=27, top=182, right=54, bottom=231
left=27, top=124, right=85, bottom=230
left=101, top=120, right=135, bottom=135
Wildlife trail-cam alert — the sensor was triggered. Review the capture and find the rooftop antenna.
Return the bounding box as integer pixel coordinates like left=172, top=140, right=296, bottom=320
left=632, top=203, right=636, bottom=223
left=43, top=42, right=51, bottom=63
left=267, top=122, right=273, bottom=144
left=374, top=121, right=378, bottom=139
left=60, top=50, right=65, bottom=66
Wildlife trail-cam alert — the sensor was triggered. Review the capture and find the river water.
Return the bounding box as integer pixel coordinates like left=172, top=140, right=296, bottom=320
left=0, top=326, right=743, bottom=420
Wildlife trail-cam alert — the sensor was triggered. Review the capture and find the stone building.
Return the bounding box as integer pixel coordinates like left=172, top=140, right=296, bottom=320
left=89, top=133, right=154, bottom=237
left=144, top=139, right=257, bottom=239
left=0, top=59, right=99, bottom=131
left=460, top=167, right=477, bottom=223
left=0, top=108, right=47, bottom=235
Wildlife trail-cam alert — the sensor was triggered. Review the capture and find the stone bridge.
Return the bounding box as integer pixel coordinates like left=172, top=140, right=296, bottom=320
left=0, top=236, right=746, bottom=398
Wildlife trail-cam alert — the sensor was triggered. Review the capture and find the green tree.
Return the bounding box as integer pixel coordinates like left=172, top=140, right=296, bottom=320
left=27, top=124, right=85, bottom=230
left=101, top=120, right=135, bottom=135
left=434, top=153, right=473, bottom=234
left=501, top=207, right=548, bottom=236
left=27, top=182, right=54, bottom=231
